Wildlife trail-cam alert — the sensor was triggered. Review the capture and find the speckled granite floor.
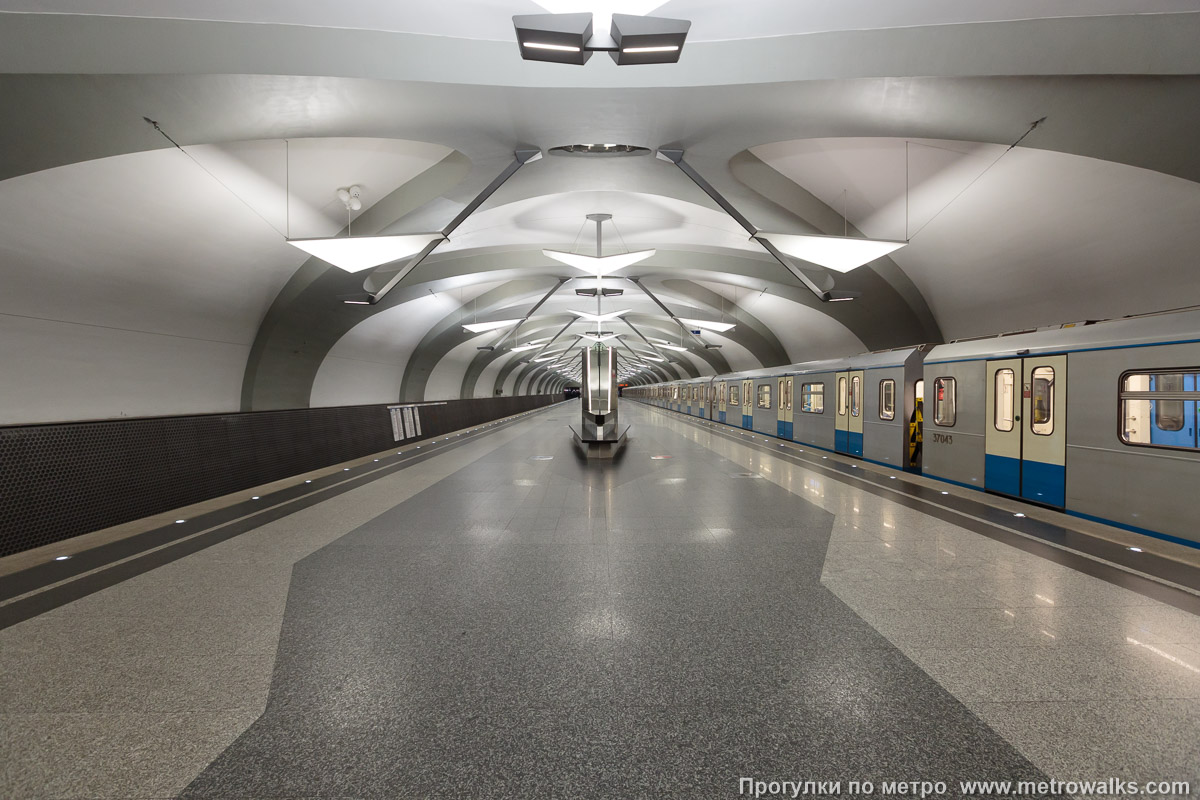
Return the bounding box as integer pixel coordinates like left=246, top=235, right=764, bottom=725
left=179, top=406, right=1051, bottom=799
left=3, top=403, right=1198, bottom=799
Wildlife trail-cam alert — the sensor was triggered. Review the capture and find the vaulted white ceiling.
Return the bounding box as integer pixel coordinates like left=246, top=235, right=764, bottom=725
left=0, top=4, right=1197, bottom=421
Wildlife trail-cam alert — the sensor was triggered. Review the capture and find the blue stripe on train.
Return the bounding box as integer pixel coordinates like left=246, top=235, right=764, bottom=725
left=834, top=429, right=863, bottom=457
left=1021, top=460, right=1066, bottom=508
left=777, top=421, right=793, bottom=440
left=742, top=414, right=753, bottom=429
left=984, top=453, right=1021, bottom=497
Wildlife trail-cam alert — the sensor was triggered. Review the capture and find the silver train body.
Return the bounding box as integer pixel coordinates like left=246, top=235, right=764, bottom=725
left=627, top=309, right=1200, bottom=549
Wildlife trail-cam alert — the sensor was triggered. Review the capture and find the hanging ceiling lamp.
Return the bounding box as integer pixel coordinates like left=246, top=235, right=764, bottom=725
left=543, top=250, right=655, bottom=276
left=678, top=317, right=735, bottom=333
left=462, top=319, right=523, bottom=334
left=509, top=337, right=552, bottom=352
left=544, top=213, right=654, bottom=276
left=286, top=185, right=444, bottom=273
left=568, top=308, right=632, bottom=322
left=752, top=232, right=905, bottom=274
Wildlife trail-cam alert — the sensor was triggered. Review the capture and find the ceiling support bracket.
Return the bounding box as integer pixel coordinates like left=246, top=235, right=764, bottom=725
left=363, top=148, right=543, bottom=304
left=655, top=148, right=834, bottom=302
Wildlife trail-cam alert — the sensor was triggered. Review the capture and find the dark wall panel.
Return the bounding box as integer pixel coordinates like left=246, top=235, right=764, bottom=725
left=0, top=395, right=560, bottom=557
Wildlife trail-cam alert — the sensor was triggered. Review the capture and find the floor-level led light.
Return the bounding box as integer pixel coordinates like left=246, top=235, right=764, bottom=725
left=287, top=233, right=444, bottom=273
left=678, top=317, right=735, bottom=333
left=754, top=232, right=906, bottom=273
left=543, top=249, right=655, bottom=276
left=463, top=319, right=522, bottom=334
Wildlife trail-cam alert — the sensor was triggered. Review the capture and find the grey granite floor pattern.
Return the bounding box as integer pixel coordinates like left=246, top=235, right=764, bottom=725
left=181, top=407, right=1052, bottom=799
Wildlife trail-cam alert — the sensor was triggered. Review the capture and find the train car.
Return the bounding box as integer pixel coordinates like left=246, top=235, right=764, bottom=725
left=923, top=309, right=1200, bottom=546
left=847, top=348, right=927, bottom=470
left=788, top=359, right=850, bottom=453
left=630, top=308, right=1200, bottom=547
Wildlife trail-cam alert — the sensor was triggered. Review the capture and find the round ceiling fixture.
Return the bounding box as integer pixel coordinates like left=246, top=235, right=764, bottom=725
left=549, top=144, right=651, bottom=157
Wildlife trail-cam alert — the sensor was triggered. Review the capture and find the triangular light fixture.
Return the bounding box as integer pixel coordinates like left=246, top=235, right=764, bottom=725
left=678, top=317, right=735, bottom=333
left=753, top=233, right=905, bottom=274
left=543, top=249, right=655, bottom=276
left=288, top=233, right=444, bottom=273
left=568, top=308, right=632, bottom=322
left=463, top=319, right=523, bottom=334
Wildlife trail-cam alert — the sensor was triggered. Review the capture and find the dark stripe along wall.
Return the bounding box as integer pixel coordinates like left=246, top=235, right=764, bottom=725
left=0, top=394, right=560, bottom=558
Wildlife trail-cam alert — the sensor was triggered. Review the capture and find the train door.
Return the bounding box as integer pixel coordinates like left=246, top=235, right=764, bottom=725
left=834, top=370, right=865, bottom=456
left=742, top=380, right=754, bottom=429
left=984, top=356, right=1068, bottom=507
left=717, top=381, right=727, bottom=423
left=777, top=377, right=793, bottom=439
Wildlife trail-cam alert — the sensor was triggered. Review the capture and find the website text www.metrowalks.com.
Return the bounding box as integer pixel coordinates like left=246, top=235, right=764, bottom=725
left=739, top=778, right=1192, bottom=798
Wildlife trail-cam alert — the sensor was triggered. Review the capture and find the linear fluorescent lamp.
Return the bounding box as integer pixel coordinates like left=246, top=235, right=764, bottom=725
left=678, top=317, right=735, bottom=333
left=568, top=308, right=632, bottom=322
left=510, top=338, right=551, bottom=352
left=610, top=13, right=690, bottom=65
left=513, top=12, right=594, bottom=64
left=649, top=338, right=688, bottom=352
left=287, top=233, right=444, bottom=273
left=543, top=249, right=655, bottom=276
left=754, top=232, right=906, bottom=273
left=462, top=319, right=522, bottom=334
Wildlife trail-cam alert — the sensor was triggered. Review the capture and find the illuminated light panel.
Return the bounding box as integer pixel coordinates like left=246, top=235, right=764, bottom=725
left=287, top=233, right=444, bottom=273
left=524, top=42, right=581, bottom=51
left=510, top=338, right=551, bottom=352
left=542, top=249, right=655, bottom=276
left=649, top=338, right=688, bottom=352
left=678, top=317, right=735, bottom=333
left=623, top=45, right=679, bottom=53
left=755, top=232, right=906, bottom=273
left=568, top=308, right=632, bottom=322
left=463, top=319, right=522, bottom=334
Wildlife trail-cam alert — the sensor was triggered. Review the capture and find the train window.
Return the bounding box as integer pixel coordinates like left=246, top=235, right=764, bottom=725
left=729, top=385, right=740, bottom=406
left=1030, top=367, right=1054, bottom=435
left=1120, top=371, right=1200, bottom=450
left=1153, top=373, right=1184, bottom=431
left=758, top=383, right=771, bottom=409
left=850, top=376, right=862, bottom=417
left=837, top=376, right=848, bottom=416
left=801, top=383, right=824, bottom=414
left=934, top=377, right=956, bottom=427
left=994, top=369, right=1015, bottom=432
left=879, top=379, right=896, bottom=420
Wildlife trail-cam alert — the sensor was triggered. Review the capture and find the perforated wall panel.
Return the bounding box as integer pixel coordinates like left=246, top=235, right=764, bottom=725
left=0, top=395, right=558, bottom=557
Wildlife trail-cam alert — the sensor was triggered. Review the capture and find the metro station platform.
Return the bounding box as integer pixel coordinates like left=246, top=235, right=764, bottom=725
left=2, top=401, right=1199, bottom=799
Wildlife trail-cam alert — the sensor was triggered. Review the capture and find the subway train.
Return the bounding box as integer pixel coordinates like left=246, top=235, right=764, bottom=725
left=625, top=308, right=1200, bottom=549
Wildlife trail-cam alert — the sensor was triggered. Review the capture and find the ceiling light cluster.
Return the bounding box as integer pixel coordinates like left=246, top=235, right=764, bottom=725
left=513, top=11, right=690, bottom=65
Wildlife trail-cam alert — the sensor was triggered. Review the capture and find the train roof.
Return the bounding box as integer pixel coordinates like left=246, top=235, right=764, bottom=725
left=925, top=308, right=1200, bottom=363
